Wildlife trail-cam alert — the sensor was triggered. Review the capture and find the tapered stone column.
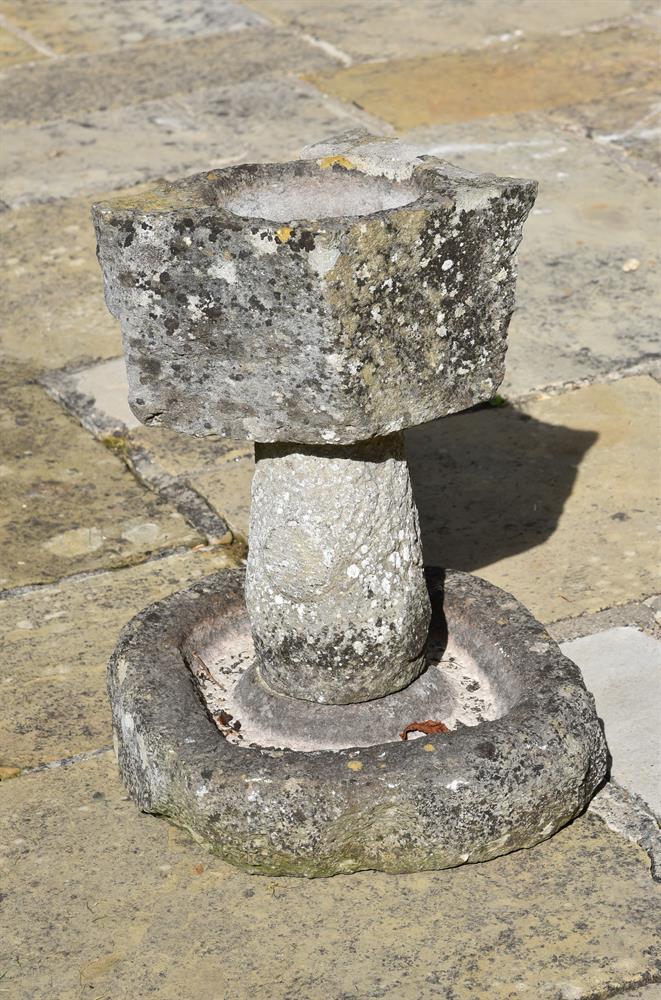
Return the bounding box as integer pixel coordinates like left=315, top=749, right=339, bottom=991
left=246, top=433, right=430, bottom=704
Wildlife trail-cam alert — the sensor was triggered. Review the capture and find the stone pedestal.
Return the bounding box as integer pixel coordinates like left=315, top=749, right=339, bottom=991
left=93, top=130, right=608, bottom=876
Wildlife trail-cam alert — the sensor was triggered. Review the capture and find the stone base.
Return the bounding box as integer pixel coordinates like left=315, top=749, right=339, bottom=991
left=108, top=568, right=608, bottom=877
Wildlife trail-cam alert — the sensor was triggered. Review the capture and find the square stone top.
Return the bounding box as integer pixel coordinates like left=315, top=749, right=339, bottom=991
left=92, top=131, right=536, bottom=444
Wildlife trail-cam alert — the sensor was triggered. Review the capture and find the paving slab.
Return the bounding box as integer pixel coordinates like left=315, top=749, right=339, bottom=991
left=0, top=0, right=263, bottom=55
left=562, top=627, right=661, bottom=814
left=401, top=115, right=661, bottom=396
left=0, top=382, right=202, bottom=589
left=1, top=754, right=659, bottom=999
left=0, top=25, right=340, bottom=125
left=308, top=24, right=658, bottom=130
left=247, top=0, right=647, bottom=62
left=67, top=356, right=140, bottom=430
left=407, top=375, right=661, bottom=623
left=0, top=192, right=125, bottom=373
left=0, top=78, right=377, bottom=207
left=189, top=451, right=253, bottom=540
left=0, top=546, right=243, bottom=770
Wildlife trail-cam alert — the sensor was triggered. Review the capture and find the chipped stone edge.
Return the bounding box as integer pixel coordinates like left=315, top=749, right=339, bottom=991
left=588, top=780, right=661, bottom=882
left=39, top=364, right=239, bottom=547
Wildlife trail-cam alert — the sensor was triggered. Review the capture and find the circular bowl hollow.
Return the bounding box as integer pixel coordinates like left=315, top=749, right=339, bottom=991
left=108, top=568, right=607, bottom=877
left=224, top=168, right=420, bottom=222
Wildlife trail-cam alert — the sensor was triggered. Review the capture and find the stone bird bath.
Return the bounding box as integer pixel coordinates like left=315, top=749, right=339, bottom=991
left=93, top=132, right=607, bottom=876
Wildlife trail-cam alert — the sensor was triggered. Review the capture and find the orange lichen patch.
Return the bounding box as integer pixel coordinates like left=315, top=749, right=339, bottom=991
left=275, top=225, right=293, bottom=243
left=319, top=155, right=356, bottom=171
left=346, top=760, right=364, bottom=771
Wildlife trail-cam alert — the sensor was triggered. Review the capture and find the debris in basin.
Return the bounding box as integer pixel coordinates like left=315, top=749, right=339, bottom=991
left=399, top=720, right=451, bottom=740
left=191, top=650, right=218, bottom=687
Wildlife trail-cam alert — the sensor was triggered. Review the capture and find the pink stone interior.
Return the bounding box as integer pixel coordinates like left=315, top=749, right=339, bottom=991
left=183, top=619, right=500, bottom=752
left=225, top=169, right=420, bottom=222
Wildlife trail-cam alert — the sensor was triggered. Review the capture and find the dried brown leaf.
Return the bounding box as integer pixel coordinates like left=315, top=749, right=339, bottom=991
left=399, top=719, right=450, bottom=741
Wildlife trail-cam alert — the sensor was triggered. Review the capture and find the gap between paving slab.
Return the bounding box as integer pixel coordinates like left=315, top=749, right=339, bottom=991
left=0, top=24, right=346, bottom=125
left=549, top=598, right=661, bottom=644
left=41, top=358, right=249, bottom=544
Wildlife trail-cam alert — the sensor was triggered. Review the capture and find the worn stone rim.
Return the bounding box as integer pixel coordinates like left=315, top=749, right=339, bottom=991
left=109, top=568, right=607, bottom=877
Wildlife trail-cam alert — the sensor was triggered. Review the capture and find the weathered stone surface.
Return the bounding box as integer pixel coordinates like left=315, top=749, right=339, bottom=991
left=249, top=0, right=646, bottom=61
left=402, top=116, right=661, bottom=397
left=1, top=755, right=658, bottom=998
left=0, top=382, right=202, bottom=589
left=0, top=0, right=263, bottom=55
left=308, top=26, right=658, bottom=130
left=1, top=79, right=377, bottom=207
left=246, top=434, right=430, bottom=703
left=0, top=547, right=242, bottom=769
left=562, top=627, right=661, bottom=813
left=407, top=376, right=661, bottom=623
left=0, top=25, right=340, bottom=125
left=232, top=653, right=460, bottom=751
left=108, top=567, right=606, bottom=876
left=92, top=132, right=536, bottom=444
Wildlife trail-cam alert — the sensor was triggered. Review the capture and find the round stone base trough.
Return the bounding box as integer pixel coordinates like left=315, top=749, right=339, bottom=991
left=109, top=568, right=607, bottom=877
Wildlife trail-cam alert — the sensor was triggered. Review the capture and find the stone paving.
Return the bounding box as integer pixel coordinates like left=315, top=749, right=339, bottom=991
left=0, top=1, right=659, bottom=997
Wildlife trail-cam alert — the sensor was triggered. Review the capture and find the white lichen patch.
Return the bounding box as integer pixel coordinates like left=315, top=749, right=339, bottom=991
left=207, top=259, right=237, bottom=283
left=308, top=243, right=340, bottom=277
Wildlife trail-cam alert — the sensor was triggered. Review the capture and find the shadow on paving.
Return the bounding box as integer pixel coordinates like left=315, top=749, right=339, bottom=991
left=406, top=403, right=597, bottom=573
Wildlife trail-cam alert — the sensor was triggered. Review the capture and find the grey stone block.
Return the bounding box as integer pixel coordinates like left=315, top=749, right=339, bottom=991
left=92, top=131, right=536, bottom=444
